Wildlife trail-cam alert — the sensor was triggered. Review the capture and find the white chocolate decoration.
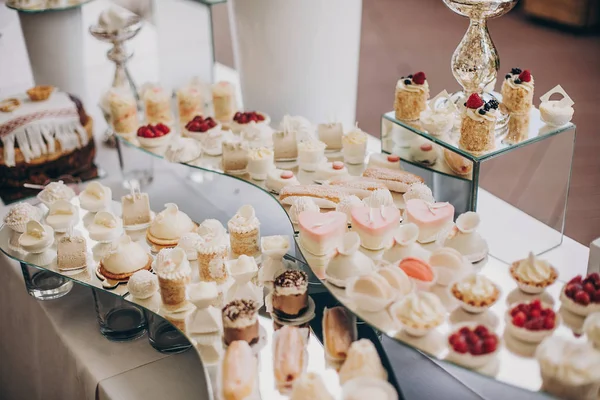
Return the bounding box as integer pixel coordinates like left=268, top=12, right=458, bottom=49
left=539, top=85, right=574, bottom=126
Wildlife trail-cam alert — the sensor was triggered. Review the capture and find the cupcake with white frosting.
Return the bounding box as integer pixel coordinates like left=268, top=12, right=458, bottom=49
left=459, top=93, right=499, bottom=154
left=394, top=71, right=430, bottom=121
left=510, top=252, right=558, bottom=294
left=342, top=125, right=368, bottom=165
left=228, top=205, right=260, bottom=258
left=155, top=247, right=192, bottom=311
left=501, top=68, right=534, bottom=115
left=37, top=181, right=76, bottom=208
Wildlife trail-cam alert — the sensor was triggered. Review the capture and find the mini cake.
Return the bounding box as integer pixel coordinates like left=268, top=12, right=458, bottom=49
left=342, top=378, right=398, bottom=400
left=429, top=247, right=468, bottom=286
left=338, top=339, right=388, bottom=384
left=37, top=180, right=76, bottom=207
left=325, top=232, right=374, bottom=287
left=394, top=71, right=430, bottom=121
left=336, top=195, right=362, bottom=224
left=176, top=83, right=204, bottom=125
left=228, top=205, right=260, bottom=257
left=440, top=211, right=488, bottom=263
left=584, top=312, right=600, bottom=349
left=539, top=85, right=574, bottom=127
left=459, top=93, right=499, bottom=154
left=45, top=199, right=79, bottom=233
left=142, top=86, right=173, bottom=125
left=127, top=270, right=159, bottom=300
left=367, top=154, right=402, bottom=170
left=362, top=167, right=424, bottom=193
left=318, top=122, right=343, bottom=151
left=121, top=189, right=152, bottom=228
left=403, top=182, right=434, bottom=203
left=18, top=220, right=54, bottom=254
left=507, top=299, right=558, bottom=343
left=315, top=161, right=349, bottom=182
left=535, top=336, right=600, bottom=400
left=351, top=205, right=400, bottom=250
left=88, top=211, right=123, bottom=243
left=346, top=273, right=395, bottom=312
left=298, top=210, right=347, bottom=256
left=447, top=324, right=499, bottom=369
left=280, top=185, right=346, bottom=209
left=108, top=87, right=138, bottom=134
left=222, top=137, right=248, bottom=173
left=136, top=123, right=172, bottom=148
left=291, top=373, right=335, bottom=400
left=183, top=116, right=221, bottom=152
left=443, top=149, right=473, bottom=176
left=147, top=203, right=196, bottom=248
left=510, top=252, right=558, bottom=294
left=403, top=199, right=454, bottom=243
left=398, top=257, right=436, bottom=290
left=79, top=182, right=112, bottom=212
left=342, top=125, right=368, bottom=165
left=265, top=169, right=300, bottom=194
left=212, top=81, right=237, bottom=123
left=323, top=306, right=356, bottom=363
left=57, top=234, right=87, bottom=271
left=410, top=137, right=438, bottom=166
left=100, top=235, right=152, bottom=279
left=197, top=220, right=229, bottom=280
left=241, top=122, right=274, bottom=149
left=561, top=273, right=600, bottom=317
left=420, top=90, right=456, bottom=136
left=272, top=270, right=309, bottom=318
left=362, top=188, right=394, bottom=208
left=231, top=111, right=269, bottom=134
left=501, top=68, right=534, bottom=114
left=289, top=197, right=320, bottom=225
left=451, top=273, right=500, bottom=314
left=164, top=137, right=202, bottom=164
left=390, top=292, right=445, bottom=337
left=504, top=112, right=530, bottom=145
left=273, top=129, right=298, bottom=161
left=206, top=257, right=230, bottom=284
left=221, top=340, right=257, bottom=400
left=297, top=140, right=326, bottom=172
left=155, top=247, right=192, bottom=311
left=280, top=115, right=315, bottom=142
left=382, top=223, right=431, bottom=263
left=247, top=147, right=274, bottom=181
left=222, top=299, right=260, bottom=345
left=273, top=326, right=307, bottom=390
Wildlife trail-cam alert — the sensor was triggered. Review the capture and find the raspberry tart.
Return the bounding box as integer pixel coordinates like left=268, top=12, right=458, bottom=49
left=394, top=71, right=430, bottom=121
left=447, top=324, right=500, bottom=368
left=136, top=123, right=172, bottom=148
left=561, top=273, right=600, bottom=317
left=450, top=273, right=500, bottom=314
left=459, top=93, right=499, bottom=154
left=230, top=111, right=270, bottom=134
left=501, top=68, right=534, bottom=114
left=183, top=115, right=223, bottom=155
left=510, top=252, right=558, bottom=294
left=506, top=299, right=560, bottom=343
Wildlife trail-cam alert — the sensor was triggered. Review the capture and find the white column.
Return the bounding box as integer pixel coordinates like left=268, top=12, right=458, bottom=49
left=153, top=0, right=214, bottom=92
left=228, top=0, right=362, bottom=127
left=19, top=7, right=86, bottom=99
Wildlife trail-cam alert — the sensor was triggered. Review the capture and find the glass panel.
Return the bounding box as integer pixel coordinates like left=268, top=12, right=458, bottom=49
left=5, top=0, right=93, bottom=13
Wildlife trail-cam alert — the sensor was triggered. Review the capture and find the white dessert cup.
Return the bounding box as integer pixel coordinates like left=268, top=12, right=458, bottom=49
left=560, top=290, right=600, bottom=318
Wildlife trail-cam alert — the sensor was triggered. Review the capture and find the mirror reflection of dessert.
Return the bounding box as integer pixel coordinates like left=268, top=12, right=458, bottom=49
left=273, top=325, right=307, bottom=391
left=394, top=71, right=430, bottom=121
left=342, top=377, right=398, bottom=400
left=362, top=167, right=424, bottom=193
left=221, top=340, right=257, bottom=400
left=272, top=270, right=309, bottom=319
left=447, top=324, right=499, bottom=369
left=222, top=299, right=260, bottom=345
left=176, top=82, right=204, bottom=126
left=146, top=203, right=196, bottom=248
left=338, top=339, right=388, bottom=384
left=99, top=235, right=152, bottom=280
left=212, top=81, right=237, bottom=124
left=228, top=205, right=260, bottom=258
left=443, top=148, right=473, bottom=177
left=142, top=85, right=173, bottom=125
left=501, top=68, right=534, bottom=115
left=57, top=234, right=88, bottom=272
left=155, top=247, right=192, bottom=311
left=323, top=306, right=356, bottom=364
left=583, top=312, right=600, bottom=349
left=290, top=372, right=335, bottom=400
left=504, top=112, right=530, bottom=145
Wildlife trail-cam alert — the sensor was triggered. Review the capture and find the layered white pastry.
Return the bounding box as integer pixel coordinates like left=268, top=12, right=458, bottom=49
left=535, top=337, right=600, bottom=400
left=228, top=205, right=261, bottom=257
left=148, top=203, right=196, bottom=242
left=289, top=197, right=320, bottom=225
left=362, top=188, right=394, bottom=208
left=315, top=161, right=349, bottom=182
left=439, top=212, right=488, bottom=263
left=88, top=211, right=123, bottom=242
left=342, top=125, right=368, bottom=165
left=101, top=235, right=150, bottom=279
left=318, top=122, right=344, bottom=151
left=265, top=169, right=300, bottom=194
left=107, top=87, right=139, bottom=135
left=45, top=199, right=79, bottom=233
left=382, top=223, right=431, bottom=263
left=539, top=85, right=575, bottom=127
left=155, top=247, right=193, bottom=311
left=121, top=189, right=152, bottom=228
left=338, top=339, right=388, bottom=384
left=367, top=153, right=402, bottom=170
left=165, top=138, right=202, bottom=164
left=419, top=90, right=457, bottom=136
left=4, top=203, right=41, bottom=233
left=18, top=220, right=54, bottom=253
left=325, top=232, right=374, bottom=287
left=297, top=140, right=326, bottom=172
left=346, top=272, right=395, bottom=312
left=247, top=147, right=274, bottom=181
left=176, top=232, right=201, bottom=261
left=241, top=122, right=274, bottom=149
left=403, top=183, right=434, bottom=204
left=127, top=270, right=159, bottom=300
left=176, top=82, right=204, bottom=125
left=212, top=81, right=237, bottom=123
left=390, top=292, right=446, bottom=336
left=79, top=182, right=112, bottom=212
left=37, top=181, right=76, bottom=207
left=336, top=195, right=362, bottom=224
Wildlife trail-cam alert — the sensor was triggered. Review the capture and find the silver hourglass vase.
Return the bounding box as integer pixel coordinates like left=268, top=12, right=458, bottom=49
left=442, top=0, right=518, bottom=129
left=89, top=16, right=144, bottom=146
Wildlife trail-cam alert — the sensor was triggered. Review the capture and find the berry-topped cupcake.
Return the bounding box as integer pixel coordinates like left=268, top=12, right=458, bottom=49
left=136, top=123, right=172, bottom=148
left=231, top=111, right=270, bottom=134
left=459, top=93, right=499, bottom=154
left=394, top=71, right=430, bottom=121
left=561, top=273, right=600, bottom=317
left=501, top=68, right=534, bottom=114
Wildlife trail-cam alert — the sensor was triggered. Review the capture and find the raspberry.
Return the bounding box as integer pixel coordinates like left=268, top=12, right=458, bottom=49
left=513, top=312, right=526, bottom=327
left=199, top=123, right=210, bottom=132
left=459, top=327, right=471, bottom=336
left=412, top=71, right=426, bottom=85
left=589, top=273, right=600, bottom=285
left=569, top=276, right=582, bottom=285
left=474, top=325, right=489, bottom=338
left=482, top=337, right=497, bottom=353
left=545, top=309, right=555, bottom=319
left=466, top=331, right=479, bottom=345
left=453, top=338, right=468, bottom=354
left=510, top=307, right=520, bottom=317
left=530, top=309, right=541, bottom=319
left=193, top=115, right=204, bottom=122
left=575, top=291, right=591, bottom=306
left=584, top=282, right=596, bottom=295
left=207, top=119, right=217, bottom=128
left=187, top=121, right=202, bottom=132
left=531, top=318, right=544, bottom=331
left=449, top=333, right=461, bottom=346
left=155, top=123, right=170, bottom=134
left=566, top=283, right=582, bottom=298
left=594, top=290, right=600, bottom=303
left=256, top=113, right=265, bottom=121
left=470, top=341, right=484, bottom=355
left=233, top=112, right=242, bottom=120
left=543, top=317, right=555, bottom=330
left=530, top=299, right=542, bottom=309
left=518, top=70, right=532, bottom=83
left=465, top=93, right=484, bottom=109
left=238, top=115, right=248, bottom=124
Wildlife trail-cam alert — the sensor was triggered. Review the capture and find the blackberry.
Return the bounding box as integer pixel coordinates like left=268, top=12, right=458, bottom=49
left=511, top=68, right=522, bottom=75
left=488, top=99, right=499, bottom=109
left=478, top=109, right=487, bottom=115
left=505, top=74, right=511, bottom=79
left=408, top=74, right=413, bottom=78
left=514, top=78, right=522, bottom=84
left=484, top=103, right=491, bottom=111
left=404, top=79, right=411, bottom=85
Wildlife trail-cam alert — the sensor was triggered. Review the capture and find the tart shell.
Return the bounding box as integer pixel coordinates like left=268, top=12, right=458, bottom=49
left=510, top=261, right=558, bottom=295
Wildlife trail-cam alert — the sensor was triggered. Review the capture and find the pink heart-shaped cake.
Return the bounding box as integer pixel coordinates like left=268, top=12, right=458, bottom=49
left=404, top=199, right=455, bottom=243
left=351, top=205, right=401, bottom=250
left=298, top=211, right=347, bottom=256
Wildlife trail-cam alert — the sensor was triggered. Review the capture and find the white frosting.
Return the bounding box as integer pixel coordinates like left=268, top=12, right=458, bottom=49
left=88, top=211, right=122, bottom=242
left=291, top=373, right=334, bottom=400
left=515, top=252, right=553, bottom=284
left=326, top=232, right=374, bottom=287
left=155, top=247, right=192, bottom=280
left=241, top=122, right=274, bottom=149
left=584, top=313, right=600, bottom=348
left=208, top=257, right=228, bottom=281
left=539, top=85, right=575, bottom=126
left=165, top=138, right=202, bottom=163
left=274, top=271, right=308, bottom=296
left=336, top=195, right=362, bottom=223
left=97, top=7, right=135, bottom=31
left=229, top=254, right=258, bottom=278
left=197, top=219, right=228, bottom=253
left=362, top=188, right=394, bottom=208
left=505, top=73, right=535, bottom=92
left=45, top=199, right=78, bottom=232
left=456, top=274, right=496, bottom=300
left=290, top=198, right=320, bottom=224
left=403, top=183, right=434, bottom=203
left=4, top=203, right=41, bottom=231
left=149, top=203, right=195, bottom=240
left=228, top=205, right=260, bottom=234
left=420, top=90, right=456, bottom=135
left=262, top=235, right=289, bottom=252
left=248, top=147, right=274, bottom=161
left=343, top=126, right=368, bottom=145
left=37, top=181, right=75, bottom=206
left=280, top=115, right=315, bottom=142
left=79, top=182, right=112, bottom=211
left=127, top=270, right=158, bottom=299
left=102, top=235, right=149, bottom=275
left=394, top=292, right=445, bottom=326
left=465, top=106, right=499, bottom=123
left=19, top=220, right=53, bottom=251
left=536, top=336, right=600, bottom=386
left=298, top=140, right=326, bottom=153
left=177, top=232, right=201, bottom=260
left=396, top=79, right=429, bottom=94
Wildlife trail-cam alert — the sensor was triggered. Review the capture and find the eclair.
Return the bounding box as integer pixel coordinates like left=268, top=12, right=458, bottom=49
left=362, top=167, right=424, bottom=193
left=323, top=307, right=356, bottom=362
left=326, top=178, right=388, bottom=199
left=222, top=340, right=257, bottom=400
left=273, top=326, right=307, bottom=391
left=279, top=185, right=347, bottom=209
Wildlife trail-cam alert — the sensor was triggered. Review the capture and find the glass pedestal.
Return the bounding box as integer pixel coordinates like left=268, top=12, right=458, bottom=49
left=21, top=263, right=73, bottom=301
